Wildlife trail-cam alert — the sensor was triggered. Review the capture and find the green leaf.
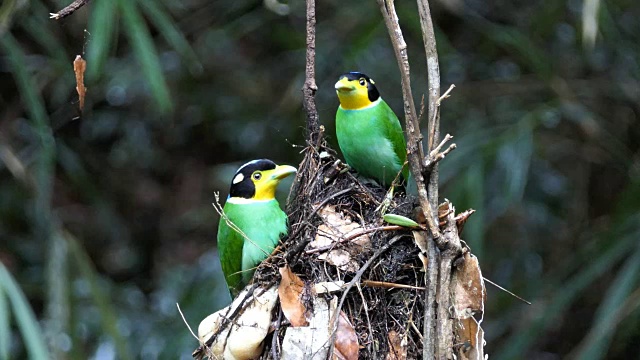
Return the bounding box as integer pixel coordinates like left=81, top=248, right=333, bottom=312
left=572, top=245, right=640, bottom=359
left=383, top=213, right=420, bottom=228
left=65, top=231, right=133, bottom=360
left=118, top=0, right=173, bottom=114
left=0, top=263, right=48, bottom=360
left=137, top=0, right=202, bottom=74
left=496, top=218, right=640, bottom=360
left=86, top=0, right=118, bottom=81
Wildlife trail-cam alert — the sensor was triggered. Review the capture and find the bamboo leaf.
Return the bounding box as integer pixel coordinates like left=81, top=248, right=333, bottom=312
left=572, top=245, right=640, bottom=359
left=118, top=0, right=173, bottom=114
left=0, top=263, right=48, bottom=360
left=137, top=0, right=202, bottom=74
left=86, top=0, right=117, bottom=81
left=496, top=217, right=640, bottom=360
left=65, top=231, right=133, bottom=360
left=383, top=214, right=420, bottom=228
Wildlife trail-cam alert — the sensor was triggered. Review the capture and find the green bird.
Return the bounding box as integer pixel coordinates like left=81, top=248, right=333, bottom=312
left=217, top=159, right=296, bottom=296
left=335, top=72, right=408, bottom=188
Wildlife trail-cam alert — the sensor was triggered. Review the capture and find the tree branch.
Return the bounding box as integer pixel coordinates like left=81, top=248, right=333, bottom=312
left=50, top=0, right=90, bottom=20
left=302, top=0, right=320, bottom=145
left=377, top=0, right=442, bottom=245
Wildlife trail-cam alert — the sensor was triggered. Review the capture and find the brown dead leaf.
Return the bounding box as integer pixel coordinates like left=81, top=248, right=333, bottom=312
left=318, top=249, right=358, bottom=272
left=437, top=201, right=452, bottom=220
left=412, top=230, right=428, bottom=253
left=452, top=252, right=486, bottom=360
left=454, top=209, right=475, bottom=235
left=73, top=55, right=87, bottom=111
left=333, top=311, right=358, bottom=360
left=385, top=330, right=407, bottom=360
left=453, top=252, right=486, bottom=313
left=278, top=266, right=309, bottom=327
left=455, top=316, right=485, bottom=360
left=308, top=205, right=370, bottom=272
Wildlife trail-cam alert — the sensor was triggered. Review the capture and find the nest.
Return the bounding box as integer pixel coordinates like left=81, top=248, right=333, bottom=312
left=264, top=143, right=425, bottom=359
left=194, top=140, right=480, bottom=360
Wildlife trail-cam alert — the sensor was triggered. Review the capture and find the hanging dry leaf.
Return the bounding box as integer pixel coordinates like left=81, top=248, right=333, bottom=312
left=452, top=252, right=486, bottom=360
left=333, top=311, right=359, bottom=360
left=385, top=330, right=407, bottom=360
left=456, top=316, right=485, bottom=360
left=279, top=266, right=309, bottom=327
left=453, top=252, right=486, bottom=312
left=412, top=230, right=428, bottom=253
left=73, top=55, right=87, bottom=111
left=454, top=209, right=476, bottom=235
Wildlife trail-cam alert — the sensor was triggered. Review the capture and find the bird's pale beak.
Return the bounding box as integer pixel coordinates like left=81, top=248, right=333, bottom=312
left=270, top=165, right=297, bottom=181
left=335, top=78, right=354, bottom=92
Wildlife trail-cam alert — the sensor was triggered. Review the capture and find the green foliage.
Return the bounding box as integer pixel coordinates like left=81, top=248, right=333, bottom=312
left=0, top=263, right=48, bottom=360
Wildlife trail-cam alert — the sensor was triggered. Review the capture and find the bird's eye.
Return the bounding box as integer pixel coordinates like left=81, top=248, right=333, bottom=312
left=252, top=172, right=262, bottom=181
left=359, top=78, right=366, bottom=86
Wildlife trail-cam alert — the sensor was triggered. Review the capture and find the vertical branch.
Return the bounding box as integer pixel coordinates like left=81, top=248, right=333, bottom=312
left=417, top=2, right=441, bottom=359
left=377, top=0, right=441, bottom=243
left=302, top=0, right=319, bottom=145
left=417, top=0, right=441, bottom=212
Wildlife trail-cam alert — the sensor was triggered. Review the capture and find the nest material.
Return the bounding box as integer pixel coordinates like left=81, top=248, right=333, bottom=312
left=254, top=142, right=426, bottom=359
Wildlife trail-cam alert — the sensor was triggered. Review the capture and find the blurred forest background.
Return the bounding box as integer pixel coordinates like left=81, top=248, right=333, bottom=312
left=1, top=0, right=639, bottom=359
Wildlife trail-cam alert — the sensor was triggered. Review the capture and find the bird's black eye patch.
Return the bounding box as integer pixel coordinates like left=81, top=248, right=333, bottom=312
left=229, top=159, right=277, bottom=199
left=359, top=78, right=366, bottom=86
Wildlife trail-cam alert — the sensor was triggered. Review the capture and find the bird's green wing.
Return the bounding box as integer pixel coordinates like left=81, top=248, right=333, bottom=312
left=217, top=204, right=245, bottom=296
left=218, top=200, right=288, bottom=296
left=379, top=100, right=408, bottom=180
left=239, top=201, right=287, bottom=284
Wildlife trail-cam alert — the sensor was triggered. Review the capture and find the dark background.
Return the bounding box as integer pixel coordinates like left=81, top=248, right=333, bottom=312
left=1, top=0, right=639, bottom=359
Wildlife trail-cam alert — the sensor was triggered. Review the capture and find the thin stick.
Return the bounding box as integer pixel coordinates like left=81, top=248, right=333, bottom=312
left=176, top=303, right=199, bottom=341
left=484, top=278, right=532, bottom=305
left=362, top=280, right=426, bottom=291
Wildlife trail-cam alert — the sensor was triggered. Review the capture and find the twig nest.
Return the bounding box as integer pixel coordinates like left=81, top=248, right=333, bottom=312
left=197, top=286, right=278, bottom=360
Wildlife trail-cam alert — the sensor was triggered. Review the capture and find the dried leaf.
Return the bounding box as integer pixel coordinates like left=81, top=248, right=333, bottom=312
left=452, top=252, right=486, bottom=360
left=437, top=201, right=451, bottom=220
left=281, top=296, right=334, bottom=360
left=418, top=253, right=428, bottom=272
left=314, top=281, right=345, bottom=294
left=278, top=266, right=309, bottom=327
left=455, top=316, right=485, bottom=360
left=73, top=55, right=87, bottom=111
left=385, top=330, right=407, bottom=360
left=412, top=230, right=428, bottom=253
left=307, top=205, right=371, bottom=251
left=318, top=249, right=358, bottom=272
left=454, top=209, right=476, bottom=234
left=333, top=311, right=358, bottom=360
left=453, top=252, right=486, bottom=313
left=197, top=286, right=278, bottom=360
